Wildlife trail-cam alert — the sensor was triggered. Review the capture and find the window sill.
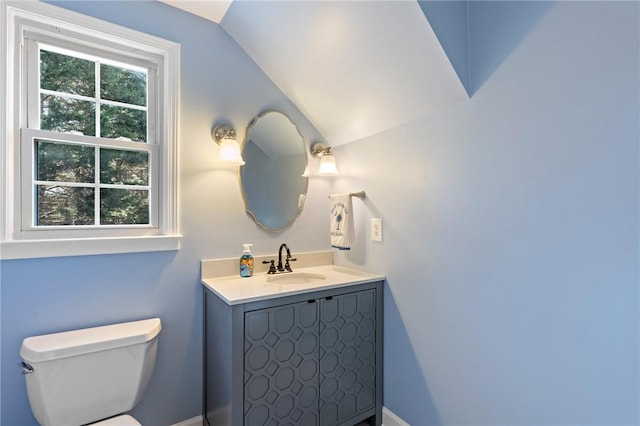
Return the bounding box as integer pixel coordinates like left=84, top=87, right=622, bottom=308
left=0, top=235, right=181, bottom=260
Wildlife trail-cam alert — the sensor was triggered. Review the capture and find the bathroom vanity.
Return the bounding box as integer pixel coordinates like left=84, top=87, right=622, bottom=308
left=201, top=255, right=384, bottom=426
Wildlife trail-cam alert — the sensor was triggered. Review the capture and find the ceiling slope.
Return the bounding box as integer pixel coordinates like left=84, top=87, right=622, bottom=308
left=158, top=0, right=232, bottom=24
left=221, top=1, right=469, bottom=146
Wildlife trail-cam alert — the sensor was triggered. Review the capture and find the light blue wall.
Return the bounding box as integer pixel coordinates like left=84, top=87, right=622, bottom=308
left=0, top=1, right=331, bottom=425
left=333, top=1, right=639, bottom=424
left=418, top=1, right=471, bottom=95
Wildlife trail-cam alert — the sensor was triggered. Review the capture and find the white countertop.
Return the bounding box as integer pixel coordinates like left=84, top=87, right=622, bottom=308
left=201, top=264, right=385, bottom=305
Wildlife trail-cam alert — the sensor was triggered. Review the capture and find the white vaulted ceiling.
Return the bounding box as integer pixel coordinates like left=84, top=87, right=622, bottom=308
left=160, top=0, right=469, bottom=147
left=158, top=0, right=233, bottom=24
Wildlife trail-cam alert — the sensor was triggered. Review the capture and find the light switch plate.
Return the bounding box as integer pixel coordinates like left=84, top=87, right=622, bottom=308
left=371, top=218, right=382, bottom=242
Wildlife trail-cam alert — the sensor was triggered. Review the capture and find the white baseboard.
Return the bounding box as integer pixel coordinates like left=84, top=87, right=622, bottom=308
left=173, top=408, right=408, bottom=426
left=171, top=415, right=202, bottom=426
left=383, top=406, right=410, bottom=426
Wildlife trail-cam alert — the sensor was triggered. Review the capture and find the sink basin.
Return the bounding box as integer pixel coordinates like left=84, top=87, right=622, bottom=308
left=265, top=272, right=327, bottom=284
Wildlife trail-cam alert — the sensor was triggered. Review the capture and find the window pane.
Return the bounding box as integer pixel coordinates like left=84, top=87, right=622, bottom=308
left=40, top=49, right=95, bottom=97
left=36, top=140, right=95, bottom=183
left=100, top=189, right=149, bottom=225
left=36, top=185, right=95, bottom=226
left=41, top=94, right=96, bottom=136
left=100, top=148, right=149, bottom=186
left=100, top=104, right=146, bottom=142
left=100, top=64, right=146, bottom=106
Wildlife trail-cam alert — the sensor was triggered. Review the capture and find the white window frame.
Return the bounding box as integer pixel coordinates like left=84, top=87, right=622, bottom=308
left=1, top=1, right=181, bottom=259
left=22, top=37, right=159, bottom=236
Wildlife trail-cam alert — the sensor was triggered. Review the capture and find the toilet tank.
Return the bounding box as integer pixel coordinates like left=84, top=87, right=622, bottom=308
left=20, top=318, right=161, bottom=426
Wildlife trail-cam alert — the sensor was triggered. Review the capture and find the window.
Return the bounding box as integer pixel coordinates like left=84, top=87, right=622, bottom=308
left=1, top=1, right=180, bottom=259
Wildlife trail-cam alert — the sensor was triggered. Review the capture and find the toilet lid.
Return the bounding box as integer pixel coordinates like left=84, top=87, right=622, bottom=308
left=91, top=415, right=141, bottom=426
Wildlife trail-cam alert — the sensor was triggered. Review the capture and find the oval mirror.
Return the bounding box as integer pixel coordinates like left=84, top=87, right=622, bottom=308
left=240, top=111, right=308, bottom=231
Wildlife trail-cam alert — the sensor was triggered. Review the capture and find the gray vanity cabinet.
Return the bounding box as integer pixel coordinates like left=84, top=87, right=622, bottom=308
left=204, top=281, right=383, bottom=426
left=319, top=290, right=377, bottom=425
left=244, top=300, right=321, bottom=425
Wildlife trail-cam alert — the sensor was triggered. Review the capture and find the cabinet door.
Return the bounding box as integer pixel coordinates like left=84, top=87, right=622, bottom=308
left=244, top=300, right=320, bottom=426
left=319, top=290, right=377, bottom=426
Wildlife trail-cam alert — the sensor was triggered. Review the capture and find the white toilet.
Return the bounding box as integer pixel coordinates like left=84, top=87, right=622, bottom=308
left=20, top=318, right=161, bottom=426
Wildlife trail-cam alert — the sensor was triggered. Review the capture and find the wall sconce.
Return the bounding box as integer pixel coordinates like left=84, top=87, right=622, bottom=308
left=212, top=124, right=245, bottom=165
left=310, top=142, right=339, bottom=175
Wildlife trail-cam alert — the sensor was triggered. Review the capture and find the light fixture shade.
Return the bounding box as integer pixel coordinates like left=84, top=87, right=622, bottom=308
left=310, top=141, right=339, bottom=175
left=212, top=124, right=245, bottom=166
left=319, top=153, right=338, bottom=175
left=218, top=139, right=245, bottom=165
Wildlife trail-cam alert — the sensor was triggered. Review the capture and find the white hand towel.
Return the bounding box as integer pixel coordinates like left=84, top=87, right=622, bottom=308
left=329, top=193, right=353, bottom=250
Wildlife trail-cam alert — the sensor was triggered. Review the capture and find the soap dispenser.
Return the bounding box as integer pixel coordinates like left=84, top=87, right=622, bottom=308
left=239, top=244, right=254, bottom=278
